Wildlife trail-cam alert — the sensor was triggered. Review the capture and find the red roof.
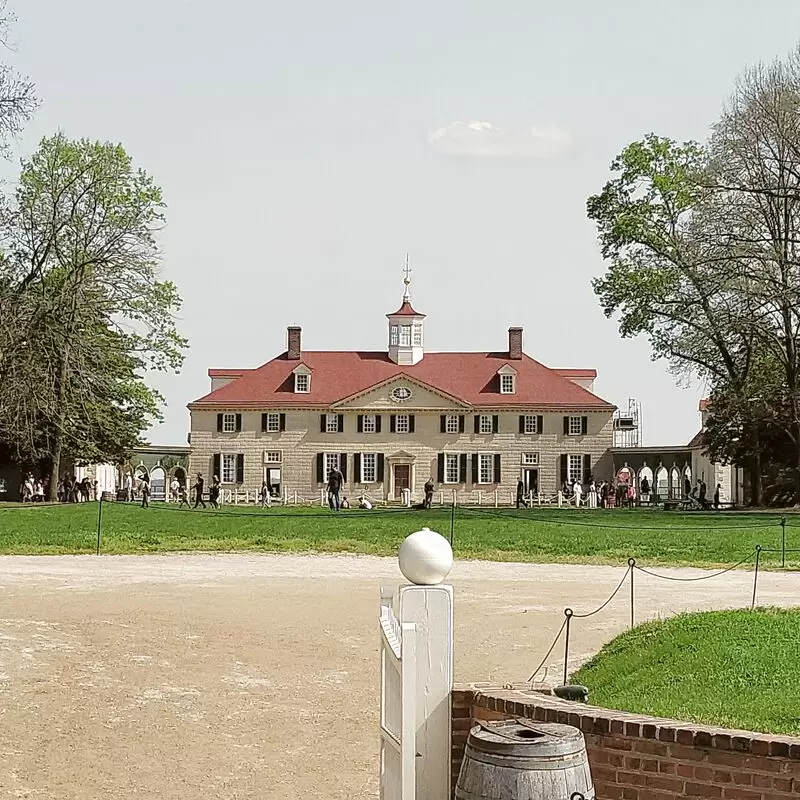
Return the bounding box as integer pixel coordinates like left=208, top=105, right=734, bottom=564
left=554, top=369, right=597, bottom=379
left=688, top=429, right=706, bottom=448
left=191, top=351, right=614, bottom=409
left=209, top=369, right=253, bottom=378
left=387, top=299, right=425, bottom=317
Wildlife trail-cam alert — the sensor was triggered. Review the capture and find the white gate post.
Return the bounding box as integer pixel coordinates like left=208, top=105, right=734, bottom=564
left=380, top=528, right=454, bottom=800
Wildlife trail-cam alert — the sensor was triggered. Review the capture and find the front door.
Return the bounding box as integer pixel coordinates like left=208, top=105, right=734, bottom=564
left=393, top=464, right=410, bottom=499
left=523, top=468, right=539, bottom=495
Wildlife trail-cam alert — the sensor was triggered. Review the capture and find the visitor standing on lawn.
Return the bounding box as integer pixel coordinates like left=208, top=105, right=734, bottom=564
left=327, top=465, right=343, bottom=511
left=193, top=473, right=206, bottom=509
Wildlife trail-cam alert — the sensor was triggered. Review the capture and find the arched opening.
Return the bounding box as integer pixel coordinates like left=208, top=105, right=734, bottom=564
left=682, top=464, right=692, bottom=498
left=150, top=466, right=166, bottom=501
left=173, top=466, right=187, bottom=488
left=655, top=465, right=669, bottom=501
left=638, top=465, right=654, bottom=502
left=670, top=466, right=681, bottom=499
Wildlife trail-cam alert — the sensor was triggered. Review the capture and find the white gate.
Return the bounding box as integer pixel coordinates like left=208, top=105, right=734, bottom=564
left=379, top=587, right=417, bottom=800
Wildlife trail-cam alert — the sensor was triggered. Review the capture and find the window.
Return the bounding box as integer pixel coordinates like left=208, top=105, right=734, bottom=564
left=363, top=414, right=376, bottom=433
left=326, top=414, right=340, bottom=433
left=567, top=454, right=583, bottom=484
left=500, top=374, right=515, bottom=394
left=568, top=416, right=583, bottom=436
left=264, top=451, right=282, bottom=464
left=391, top=386, right=412, bottom=402
left=413, top=324, right=423, bottom=346
left=400, top=325, right=412, bottom=346
left=395, top=414, right=410, bottom=434
left=444, top=454, right=460, bottom=484
left=478, top=454, right=495, bottom=484
left=479, top=415, right=493, bottom=435
left=325, top=453, right=340, bottom=474
left=445, top=415, right=460, bottom=434
left=523, top=415, right=538, bottom=434
left=265, top=413, right=281, bottom=433
left=361, top=453, right=377, bottom=483
left=389, top=325, right=399, bottom=346
left=522, top=452, right=539, bottom=466
left=222, top=413, right=236, bottom=433
left=295, top=373, right=310, bottom=393
left=221, top=454, right=237, bottom=483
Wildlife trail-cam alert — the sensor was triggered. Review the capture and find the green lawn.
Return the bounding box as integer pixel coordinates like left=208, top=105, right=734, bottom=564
left=0, top=502, right=796, bottom=567
left=572, top=608, right=800, bottom=735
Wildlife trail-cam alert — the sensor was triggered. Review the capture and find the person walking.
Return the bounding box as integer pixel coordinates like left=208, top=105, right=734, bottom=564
left=713, top=483, right=722, bottom=509
left=587, top=480, right=598, bottom=509
left=209, top=475, right=221, bottom=509
left=260, top=480, right=271, bottom=508
left=193, top=473, right=206, bottom=509
left=124, top=472, right=133, bottom=502
left=327, top=465, right=343, bottom=511
left=424, top=478, right=434, bottom=509
left=140, top=475, right=150, bottom=508
left=516, top=479, right=528, bottom=509
left=698, top=478, right=708, bottom=509
left=573, top=480, right=583, bottom=507
left=177, top=483, right=189, bottom=509
left=169, top=476, right=179, bottom=502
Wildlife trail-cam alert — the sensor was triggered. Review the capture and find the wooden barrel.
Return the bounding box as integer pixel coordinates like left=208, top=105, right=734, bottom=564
left=456, top=719, right=594, bottom=799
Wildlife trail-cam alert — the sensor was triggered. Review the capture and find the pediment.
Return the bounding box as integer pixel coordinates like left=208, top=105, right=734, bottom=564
left=332, top=375, right=469, bottom=411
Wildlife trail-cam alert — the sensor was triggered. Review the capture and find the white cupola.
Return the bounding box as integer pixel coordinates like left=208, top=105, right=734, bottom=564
left=387, top=261, right=425, bottom=365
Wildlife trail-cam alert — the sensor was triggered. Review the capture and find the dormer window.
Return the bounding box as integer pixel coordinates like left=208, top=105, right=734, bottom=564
left=498, top=364, right=517, bottom=394
left=293, top=364, right=311, bottom=393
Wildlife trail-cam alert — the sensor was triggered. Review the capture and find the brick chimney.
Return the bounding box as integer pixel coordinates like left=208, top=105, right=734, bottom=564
left=508, top=327, right=523, bottom=360
left=287, top=326, right=302, bottom=360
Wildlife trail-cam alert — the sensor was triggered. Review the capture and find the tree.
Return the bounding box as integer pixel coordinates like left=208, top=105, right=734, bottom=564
left=0, top=2, right=37, bottom=154
left=587, top=135, right=765, bottom=503
left=0, top=134, right=187, bottom=497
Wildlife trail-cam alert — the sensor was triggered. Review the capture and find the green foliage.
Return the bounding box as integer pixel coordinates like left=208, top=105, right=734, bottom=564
left=573, top=608, right=800, bottom=735
left=0, top=134, right=187, bottom=476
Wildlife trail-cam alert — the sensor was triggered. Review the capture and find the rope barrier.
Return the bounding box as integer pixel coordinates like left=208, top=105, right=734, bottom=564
left=633, top=551, right=757, bottom=582
left=133, top=502, right=418, bottom=519
left=527, top=616, right=567, bottom=684
left=571, top=566, right=633, bottom=618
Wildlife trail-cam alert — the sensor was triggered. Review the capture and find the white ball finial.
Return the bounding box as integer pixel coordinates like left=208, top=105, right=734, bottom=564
left=398, top=527, right=453, bottom=585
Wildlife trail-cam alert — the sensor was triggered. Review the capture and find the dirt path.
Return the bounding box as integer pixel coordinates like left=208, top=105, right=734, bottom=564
left=1, top=553, right=798, bottom=799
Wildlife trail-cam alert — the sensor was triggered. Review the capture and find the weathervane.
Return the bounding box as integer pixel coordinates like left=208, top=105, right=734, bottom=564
left=402, top=254, right=412, bottom=300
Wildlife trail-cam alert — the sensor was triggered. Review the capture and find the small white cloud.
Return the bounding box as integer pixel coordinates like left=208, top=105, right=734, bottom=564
left=427, top=120, right=573, bottom=160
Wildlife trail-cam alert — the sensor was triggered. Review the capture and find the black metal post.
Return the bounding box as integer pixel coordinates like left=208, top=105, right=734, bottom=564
left=752, top=545, right=761, bottom=609
left=781, top=517, right=787, bottom=568
left=563, top=608, right=573, bottom=686
left=96, top=495, right=103, bottom=556
left=450, top=501, right=455, bottom=547
left=628, top=558, right=636, bottom=629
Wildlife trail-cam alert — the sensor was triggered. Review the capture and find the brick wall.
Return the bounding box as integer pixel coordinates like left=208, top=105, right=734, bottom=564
left=188, top=409, right=614, bottom=501
left=452, top=685, right=800, bottom=800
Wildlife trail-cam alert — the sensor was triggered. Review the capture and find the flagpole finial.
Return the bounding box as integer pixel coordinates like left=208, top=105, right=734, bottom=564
left=402, top=254, right=412, bottom=300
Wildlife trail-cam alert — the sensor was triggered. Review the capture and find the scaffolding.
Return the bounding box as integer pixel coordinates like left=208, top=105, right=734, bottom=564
left=613, top=398, right=642, bottom=448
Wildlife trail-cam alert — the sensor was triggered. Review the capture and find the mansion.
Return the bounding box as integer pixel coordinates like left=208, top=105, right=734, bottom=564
left=187, top=288, right=617, bottom=502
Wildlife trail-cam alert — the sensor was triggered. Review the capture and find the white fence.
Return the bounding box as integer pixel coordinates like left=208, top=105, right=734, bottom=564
left=379, top=588, right=417, bottom=800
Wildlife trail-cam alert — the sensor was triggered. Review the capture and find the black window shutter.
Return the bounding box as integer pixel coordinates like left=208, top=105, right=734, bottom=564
left=583, top=454, right=592, bottom=483
left=581, top=416, right=588, bottom=435
left=390, top=415, right=396, bottom=433
left=236, top=454, right=244, bottom=483
left=471, top=455, right=479, bottom=484
left=235, top=413, right=242, bottom=432
left=492, top=415, right=499, bottom=434
left=519, top=415, right=525, bottom=434
left=459, top=454, right=468, bottom=483
left=279, top=413, right=286, bottom=432
left=537, top=415, right=544, bottom=434
left=440, top=415, right=447, bottom=434
left=320, top=414, right=326, bottom=433
left=560, top=454, right=568, bottom=485
left=459, top=415, right=465, bottom=433
left=354, top=453, right=362, bottom=483
left=338, top=414, right=344, bottom=433
left=474, top=415, right=480, bottom=434
left=316, top=453, right=324, bottom=483
left=437, top=453, right=445, bottom=483
left=563, top=416, right=570, bottom=435
left=409, top=415, right=415, bottom=433
left=217, top=413, right=223, bottom=432
left=376, top=415, right=382, bottom=433
left=213, top=453, right=220, bottom=479
left=340, top=453, right=347, bottom=482
left=357, top=415, right=364, bottom=434
left=494, top=454, right=501, bottom=484
left=261, top=413, right=268, bottom=433
left=377, top=453, right=385, bottom=482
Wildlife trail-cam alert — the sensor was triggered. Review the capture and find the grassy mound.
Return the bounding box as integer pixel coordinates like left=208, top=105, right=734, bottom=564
left=572, top=608, right=800, bottom=735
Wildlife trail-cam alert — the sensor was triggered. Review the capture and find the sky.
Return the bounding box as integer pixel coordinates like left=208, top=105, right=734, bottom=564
left=9, top=0, right=800, bottom=447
